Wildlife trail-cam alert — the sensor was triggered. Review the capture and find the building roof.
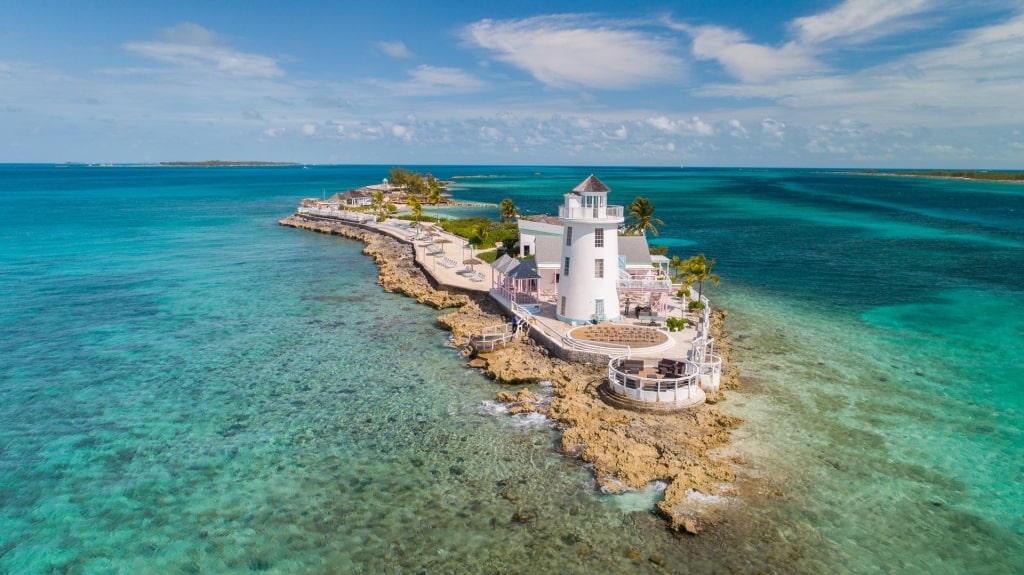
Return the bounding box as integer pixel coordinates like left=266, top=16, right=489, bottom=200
left=492, top=254, right=519, bottom=274
left=517, top=218, right=563, bottom=237
left=528, top=230, right=652, bottom=268
left=619, top=236, right=653, bottom=266
left=506, top=258, right=541, bottom=280
left=521, top=214, right=564, bottom=227
left=572, top=174, right=610, bottom=194
left=327, top=189, right=372, bottom=202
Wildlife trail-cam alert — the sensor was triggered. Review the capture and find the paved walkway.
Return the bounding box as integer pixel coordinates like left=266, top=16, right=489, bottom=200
left=369, top=217, right=704, bottom=362
left=369, top=219, right=492, bottom=292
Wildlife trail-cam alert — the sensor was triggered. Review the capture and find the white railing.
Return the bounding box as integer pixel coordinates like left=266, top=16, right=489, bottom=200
left=557, top=205, right=624, bottom=220
left=617, top=277, right=673, bottom=291
left=471, top=323, right=516, bottom=352
left=606, top=356, right=701, bottom=403
left=501, top=294, right=563, bottom=342
left=297, top=207, right=375, bottom=223
left=562, top=336, right=633, bottom=357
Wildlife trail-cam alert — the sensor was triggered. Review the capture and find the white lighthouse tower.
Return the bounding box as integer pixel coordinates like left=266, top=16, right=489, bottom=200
left=555, top=175, right=624, bottom=324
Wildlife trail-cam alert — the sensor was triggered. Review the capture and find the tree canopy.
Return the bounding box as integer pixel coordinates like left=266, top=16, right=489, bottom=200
left=671, top=253, right=720, bottom=301
left=499, top=198, right=518, bottom=223
left=624, top=196, right=664, bottom=237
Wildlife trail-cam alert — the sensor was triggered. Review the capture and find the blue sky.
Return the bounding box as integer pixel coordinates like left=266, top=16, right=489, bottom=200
left=2, top=0, right=1022, bottom=167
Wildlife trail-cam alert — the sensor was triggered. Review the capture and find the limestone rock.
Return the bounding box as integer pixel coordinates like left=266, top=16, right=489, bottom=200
left=280, top=212, right=744, bottom=536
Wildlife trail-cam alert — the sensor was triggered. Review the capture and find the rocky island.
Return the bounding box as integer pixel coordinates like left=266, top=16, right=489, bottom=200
left=279, top=212, right=742, bottom=534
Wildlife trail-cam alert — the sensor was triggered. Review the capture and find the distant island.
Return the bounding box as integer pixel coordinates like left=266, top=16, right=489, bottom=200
left=860, top=169, right=1024, bottom=181
left=159, top=161, right=301, bottom=167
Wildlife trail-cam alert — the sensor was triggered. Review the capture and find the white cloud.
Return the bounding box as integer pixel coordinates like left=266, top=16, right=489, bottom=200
left=762, top=118, right=786, bottom=139
left=123, top=22, right=283, bottom=78
left=302, top=123, right=316, bottom=135
left=645, top=115, right=715, bottom=136
left=697, top=13, right=1024, bottom=129
left=392, top=124, right=412, bottom=141
left=728, top=119, right=748, bottom=138
left=464, top=15, right=684, bottom=90
left=791, top=0, right=933, bottom=45
left=688, top=25, right=821, bottom=83
left=384, top=65, right=487, bottom=96
left=375, top=41, right=414, bottom=59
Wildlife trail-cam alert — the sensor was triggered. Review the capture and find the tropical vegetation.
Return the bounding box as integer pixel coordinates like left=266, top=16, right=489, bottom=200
left=407, top=195, right=423, bottom=226
left=499, top=198, right=518, bottom=223
left=864, top=169, right=1024, bottom=181
left=623, top=196, right=664, bottom=237
left=672, top=253, right=720, bottom=302
left=371, top=191, right=387, bottom=222
left=437, top=216, right=518, bottom=250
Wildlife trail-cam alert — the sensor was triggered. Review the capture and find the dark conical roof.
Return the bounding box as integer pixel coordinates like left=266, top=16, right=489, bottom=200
left=572, top=174, right=610, bottom=193
left=506, top=258, right=540, bottom=280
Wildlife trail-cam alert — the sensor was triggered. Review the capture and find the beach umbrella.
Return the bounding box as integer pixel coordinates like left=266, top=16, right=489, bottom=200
left=463, top=257, right=484, bottom=269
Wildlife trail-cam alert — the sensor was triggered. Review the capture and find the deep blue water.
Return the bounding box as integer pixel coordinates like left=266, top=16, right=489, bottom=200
left=1, top=164, right=1022, bottom=574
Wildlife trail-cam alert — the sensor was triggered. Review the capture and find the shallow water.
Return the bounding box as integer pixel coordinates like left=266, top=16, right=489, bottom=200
left=2, top=165, right=1022, bottom=573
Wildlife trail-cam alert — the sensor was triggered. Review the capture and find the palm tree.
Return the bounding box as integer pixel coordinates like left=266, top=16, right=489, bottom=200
left=624, top=196, right=664, bottom=237
left=428, top=180, right=442, bottom=222
left=371, top=191, right=387, bottom=222
left=408, top=195, right=423, bottom=227
left=499, top=198, right=518, bottom=223
left=672, top=254, right=720, bottom=301
left=472, top=222, right=489, bottom=246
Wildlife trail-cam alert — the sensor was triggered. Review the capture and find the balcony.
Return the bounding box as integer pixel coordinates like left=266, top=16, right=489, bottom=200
left=558, top=204, right=624, bottom=222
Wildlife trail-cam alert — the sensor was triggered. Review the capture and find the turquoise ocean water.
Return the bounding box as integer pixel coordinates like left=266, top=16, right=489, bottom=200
left=1, top=164, right=1022, bottom=573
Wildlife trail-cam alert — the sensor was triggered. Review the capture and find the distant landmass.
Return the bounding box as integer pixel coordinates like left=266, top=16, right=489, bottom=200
left=160, top=161, right=301, bottom=167
left=861, top=169, right=1024, bottom=181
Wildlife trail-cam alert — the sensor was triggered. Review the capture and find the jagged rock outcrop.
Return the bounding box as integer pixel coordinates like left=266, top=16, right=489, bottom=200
left=495, top=387, right=545, bottom=415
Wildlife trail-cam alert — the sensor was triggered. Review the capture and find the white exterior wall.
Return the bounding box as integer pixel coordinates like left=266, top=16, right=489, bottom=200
left=556, top=190, right=623, bottom=324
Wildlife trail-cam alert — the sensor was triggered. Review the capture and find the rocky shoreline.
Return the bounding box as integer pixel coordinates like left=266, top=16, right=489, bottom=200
left=279, top=213, right=742, bottom=534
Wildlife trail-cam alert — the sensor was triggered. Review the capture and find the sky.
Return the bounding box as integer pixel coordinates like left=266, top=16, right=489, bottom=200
left=2, top=0, right=1023, bottom=167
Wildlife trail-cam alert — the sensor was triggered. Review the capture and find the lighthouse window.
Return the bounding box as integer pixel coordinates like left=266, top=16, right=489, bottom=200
left=565, top=226, right=572, bottom=246
left=595, top=259, right=604, bottom=278
left=594, top=228, right=604, bottom=247
left=563, top=257, right=571, bottom=277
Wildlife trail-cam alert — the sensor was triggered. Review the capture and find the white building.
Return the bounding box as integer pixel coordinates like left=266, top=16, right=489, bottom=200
left=555, top=175, right=624, bottom=324
left=516, top=176, right=675, bottom=323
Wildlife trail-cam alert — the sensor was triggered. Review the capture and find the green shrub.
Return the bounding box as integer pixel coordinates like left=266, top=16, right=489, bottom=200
left=665, top=317, right=687, bottom=332
left=688, top=300, right=705, bottom=311
left=476, top=250, right=499, bottom=264
left=439, top=217, right=518, bottom=246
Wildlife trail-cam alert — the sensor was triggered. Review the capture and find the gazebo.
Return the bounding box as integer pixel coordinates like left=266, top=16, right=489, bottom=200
left=505, top=258, right=540, bottom=304
left=491, top=254, right=540, bottom=304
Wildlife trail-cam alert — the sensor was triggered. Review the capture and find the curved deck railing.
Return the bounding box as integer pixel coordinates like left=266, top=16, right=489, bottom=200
left=606, top=356, right=701, bottom=404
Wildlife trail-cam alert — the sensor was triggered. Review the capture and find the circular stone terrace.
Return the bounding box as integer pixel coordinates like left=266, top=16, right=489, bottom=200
left=564, top=324, right=674, bottom=356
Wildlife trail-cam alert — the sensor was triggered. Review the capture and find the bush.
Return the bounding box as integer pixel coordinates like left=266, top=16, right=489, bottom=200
left=439, top=217, right=518, bottom=246
left=665, top=317, right=687, bottom=332
left=476, top=250, right=499, bottom=264
left=688, top=300, right=705, bottom=311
